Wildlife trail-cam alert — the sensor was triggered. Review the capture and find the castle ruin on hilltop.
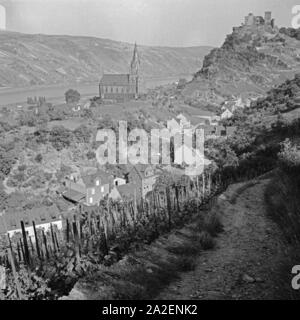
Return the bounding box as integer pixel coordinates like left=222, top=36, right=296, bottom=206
left=243, top=11, right=276, bottom=31
left=232, top=11, right=278, bottom=34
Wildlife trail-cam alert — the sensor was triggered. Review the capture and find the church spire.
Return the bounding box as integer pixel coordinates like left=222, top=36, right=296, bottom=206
left=130, top=42, right=140, bottom=76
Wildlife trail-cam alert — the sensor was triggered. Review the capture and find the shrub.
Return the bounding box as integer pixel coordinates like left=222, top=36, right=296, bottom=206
left=65, top=89, right=80, bottom=104
left=35, top=154, right=43, bottom=163
left=202, top=210, right=224, bottom=237
left=18, top=165, right=27, bottom=171
left=86, top=150, right=96, bottom=160
left=199, top=231, right=216, bottom=250
left=49, top=126, right=72, bottom=151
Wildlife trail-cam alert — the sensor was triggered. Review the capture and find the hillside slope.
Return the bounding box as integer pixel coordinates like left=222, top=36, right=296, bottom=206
left=0, top=30, right=212, bottom=88
left=183, top=22, right=300, bottom=106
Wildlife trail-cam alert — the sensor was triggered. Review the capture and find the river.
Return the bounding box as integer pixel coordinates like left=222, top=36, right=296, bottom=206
left=0, top=75, right=192, bottom=107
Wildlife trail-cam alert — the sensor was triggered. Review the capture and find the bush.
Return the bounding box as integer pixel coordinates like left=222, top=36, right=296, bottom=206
left=49, top=126, right=72, bottom=151
left=202, top=210, right=223, bottom=237
left=199, top=231, right=216, bottom=250
left=35, top=154, right=43, bottom=163
left=86, top=150, right=96, bottom=160
left=65, top=89, right=80, bottom=104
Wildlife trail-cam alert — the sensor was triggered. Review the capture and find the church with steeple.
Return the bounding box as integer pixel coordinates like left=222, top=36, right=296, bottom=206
left=99, top=43, right=140, bottom=102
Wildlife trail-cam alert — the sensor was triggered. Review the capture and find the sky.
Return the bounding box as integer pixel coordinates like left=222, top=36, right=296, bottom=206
left=0, top=0, right=299, bottom=47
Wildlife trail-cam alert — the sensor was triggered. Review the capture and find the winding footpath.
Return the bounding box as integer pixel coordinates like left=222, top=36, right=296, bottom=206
left=157, top=179, right=300, bottom=300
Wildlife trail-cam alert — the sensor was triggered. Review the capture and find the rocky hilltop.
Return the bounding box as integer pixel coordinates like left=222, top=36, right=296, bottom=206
left=183, top=12, right=300, bottom=106
left=0, top=30, right=212, bottom=88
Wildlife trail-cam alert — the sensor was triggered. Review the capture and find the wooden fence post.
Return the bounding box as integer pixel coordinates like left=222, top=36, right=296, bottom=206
left=50, top=224, right=56, bottom=254
left=32, top=221, right=41, bottom=260
left=8, top=247, right=23, bottom=300
left=42, top=230, right=49, bottom=260
left=20, top=221, right=30, bottom=267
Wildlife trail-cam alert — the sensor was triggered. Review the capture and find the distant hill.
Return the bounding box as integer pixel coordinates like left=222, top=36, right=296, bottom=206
left=183, top=19, right=300, bottom=106
left=0, top=30, right=212, bottom=88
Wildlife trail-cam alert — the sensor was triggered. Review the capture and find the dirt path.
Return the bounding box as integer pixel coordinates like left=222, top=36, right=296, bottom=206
left=157, top=179, right=299, bottom=300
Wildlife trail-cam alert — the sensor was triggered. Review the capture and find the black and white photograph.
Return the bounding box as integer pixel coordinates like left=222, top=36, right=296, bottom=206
left=0, top=0, right=300, bottom=308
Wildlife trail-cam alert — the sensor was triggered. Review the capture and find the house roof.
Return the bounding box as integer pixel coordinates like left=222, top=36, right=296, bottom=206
left=100, top=74, right=131, bottom=86
left=226, top=126, right=237, bottom=136
left=63, top=189, right=86, bottom=203
left=0, top=205, right=61, bottom=234
left=193, top=118, right=210, bottom=126
left=81, top=169, right=112, bottom=187
left=189, top=109, right=215, bottom=117
left=130, top=164, right=155, bottom=180
left=223, top=101, right=236, bottom=112
left=116, top=183, right=137, bottom=200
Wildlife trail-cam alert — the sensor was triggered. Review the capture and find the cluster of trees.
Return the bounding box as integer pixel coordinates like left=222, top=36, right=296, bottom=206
left=65, top=89, right=81, bottom=104
left=27, top=96, right=46, bottom=106
left=0, top=137, right=17, bottom=181
left=265, top=138, right=300, bottom=243
left=206, top=75, right=300, bottom=179
left=250, top=74, right=300, bottom=114
left=33, top=125, right=93, bottom=151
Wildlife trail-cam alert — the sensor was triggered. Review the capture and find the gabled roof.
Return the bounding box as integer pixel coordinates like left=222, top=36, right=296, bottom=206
left=63, top=189, right=86, bottom=203
left=189, top=109, right=215, bottom=117
left=116, top=183, right=137, bottom=200
left=0, top=205, right=61, bottom=234
left=81, top=169, right=112, bottom=188
left=129, top=164, right=155, bottom=180
left=192, top=118, right=210, bottom=126
left=223, top=101, right=236, bottom=112
left=100, top=74, right=131, bottom=86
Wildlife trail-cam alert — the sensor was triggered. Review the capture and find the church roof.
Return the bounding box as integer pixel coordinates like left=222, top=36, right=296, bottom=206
left=100, top=74, right=131, bottom=86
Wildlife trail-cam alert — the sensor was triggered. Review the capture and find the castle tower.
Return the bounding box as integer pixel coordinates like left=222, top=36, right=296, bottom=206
left=245, top=13, right=254, bottom=26
left=130, top=43, right=140, bottom=98
left=264, top=11, right=272, bottom=25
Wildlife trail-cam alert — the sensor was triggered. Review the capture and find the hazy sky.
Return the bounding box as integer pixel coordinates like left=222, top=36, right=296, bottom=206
left=1, top=0, right=299, bottom=47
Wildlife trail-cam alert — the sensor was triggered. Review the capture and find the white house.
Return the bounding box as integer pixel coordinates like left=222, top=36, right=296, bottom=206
left=113, top=176, right=127, bottom=186
left=167, top=118, right=182, bottom=135
left=221, top=108, right=234, bottom=120
left=176, top=113, right=191, bottom=128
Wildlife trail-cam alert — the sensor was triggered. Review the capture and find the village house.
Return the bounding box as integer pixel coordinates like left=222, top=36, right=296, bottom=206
left=99, top=43, right=140, bottom=102
left=188, top=110, right=220, bottom=126
left=0, top=205, right=62, bottom=240
left=193, top=125, right=236, bottom=139
left=127, top=164, right=158, bottom=199
left=167, top=113, right=213, bottom=135
left=221, top=108, right=234, bottom=120
left=174, top=144, right=212, bottom=177
left=167, top=118, right=182, bottom=135
left=62, top=169, right=113, bottom=206
left=113, top=176, right=127, bottom=187
left=176, top=113, right=191, bottom=128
